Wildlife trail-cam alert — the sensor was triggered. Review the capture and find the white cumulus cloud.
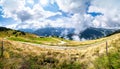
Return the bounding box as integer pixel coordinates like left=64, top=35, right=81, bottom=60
left=0, top=0, right=120, bottom=35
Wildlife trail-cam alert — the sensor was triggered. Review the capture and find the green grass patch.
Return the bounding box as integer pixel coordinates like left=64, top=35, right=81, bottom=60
left=8, top=37, right=30, bottom=42
left=94, top=38, right=120, bottom=69
left=8, top=36, right=63, bottom=45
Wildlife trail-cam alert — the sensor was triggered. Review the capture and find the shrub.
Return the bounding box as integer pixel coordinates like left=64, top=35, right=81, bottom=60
left=3, top=51, right=10, bottom=59
left=0, top=60, right=4, bottom=69
left=44, top=56, right=59, bottom=64
left=58, top=60, right=81, bottom=69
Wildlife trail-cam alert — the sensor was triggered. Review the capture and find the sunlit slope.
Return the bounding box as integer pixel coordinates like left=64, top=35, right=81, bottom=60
left=7, top=32, right=120, bottom=47
left=0, top=33, right=120, bottom=69
left=0, top=26, right=120, bottom=69
left=1, top=27, right=120, bottom=47
left=0, top=27, right=67, bottom=45
left=0, top=27, right=37, bottom=38
left=8, top=36, right=66, bottom=45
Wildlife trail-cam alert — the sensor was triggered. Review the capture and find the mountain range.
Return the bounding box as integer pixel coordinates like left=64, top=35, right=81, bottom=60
left=0, top=26, right=120, bottom=69
left=19, top=27, right=116, bottom=40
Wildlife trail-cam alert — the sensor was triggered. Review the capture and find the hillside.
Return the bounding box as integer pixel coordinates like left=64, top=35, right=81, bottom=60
left=1, top=27, right=112, bottom=46
left=32, top=27, right=115, bottom=40
left=107, top=29, right=120, bottom=36
left=0, top=27, right=120, bottom=69
left=0, top=27, right=37, bottom=38
left=0, top=27, right=66, bottom=45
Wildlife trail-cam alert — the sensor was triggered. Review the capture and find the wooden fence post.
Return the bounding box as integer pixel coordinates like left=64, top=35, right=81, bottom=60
left=106, top=41, right=108, bottom=56
left=1, top=40, right=4, bottom=57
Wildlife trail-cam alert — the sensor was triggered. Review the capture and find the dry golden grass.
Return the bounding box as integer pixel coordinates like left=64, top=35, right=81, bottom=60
left=0, top=33, right=120, bottom=69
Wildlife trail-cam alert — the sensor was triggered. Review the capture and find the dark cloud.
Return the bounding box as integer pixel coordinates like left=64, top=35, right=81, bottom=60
left=17, top=10, right=32, bottom=22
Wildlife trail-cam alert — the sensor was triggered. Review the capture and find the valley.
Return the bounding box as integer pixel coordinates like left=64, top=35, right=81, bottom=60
left=0, top=27, right=120, bottom=69
left=0, top=0, right=120, bottom=69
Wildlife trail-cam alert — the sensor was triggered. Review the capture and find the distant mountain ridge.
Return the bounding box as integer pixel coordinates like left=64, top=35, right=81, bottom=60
left=80, top=27, right=115, bottom=39
left=30, top=27, right=116, bottom=40
left=107, top=29, right=120, bottom=36
left=19, top=28, right=35, bottom=33
left=0, top=26, right=118, bottom=40
left=34, top=27, right=74, bottom=37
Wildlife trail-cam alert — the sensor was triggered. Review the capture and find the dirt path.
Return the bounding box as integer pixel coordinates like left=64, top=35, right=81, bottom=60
left=5, top=34, right=119, bottom=50
left=18, top=40, right=106, bottom=50
left=51, top=38, right=66, bottom=45
left=18, top=35, right=119, bottom=50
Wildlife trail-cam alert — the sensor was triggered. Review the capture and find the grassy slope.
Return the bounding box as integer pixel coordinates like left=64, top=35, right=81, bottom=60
left=0, top=27, right=36, bottom=37
left=7, top=33, right=110, bottom=46
left=0, top=27, right=65, bottom=45
left=0, top=27, right=114, bottom=47
left=8, top=36, right=62, bottom=45
left=94, top=37, right=120, bottom=69
left=0, top=27, right=120, bottom=69
left=0, top=33, right=120, bottom=69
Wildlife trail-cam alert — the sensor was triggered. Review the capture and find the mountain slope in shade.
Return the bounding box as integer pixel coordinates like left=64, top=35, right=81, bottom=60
left=33, top=27, right=74, bottom=37
left=19, top=28, right=35, bottom=33
left=80, top=27, right=115, bottom=39
left=107, top=29, right=120, bottom=36
left=33, top=27, right=116, bottom=40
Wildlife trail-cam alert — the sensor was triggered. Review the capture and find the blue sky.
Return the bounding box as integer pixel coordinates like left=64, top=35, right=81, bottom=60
left=0, top=0, right=120, bottom=30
